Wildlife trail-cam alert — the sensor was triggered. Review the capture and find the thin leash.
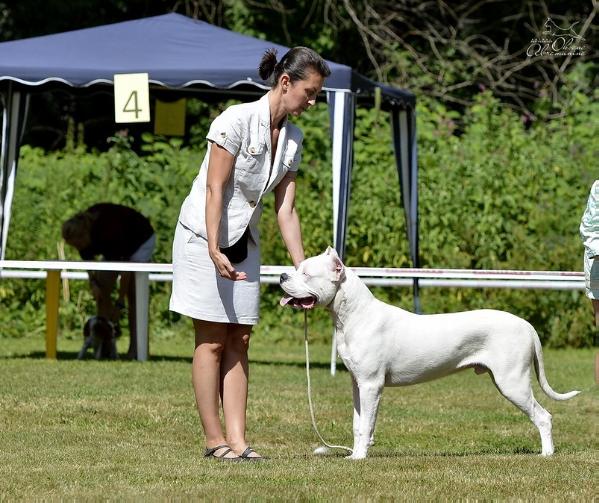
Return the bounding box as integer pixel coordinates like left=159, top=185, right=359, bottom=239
left=303, top=310, right=353, bottom=455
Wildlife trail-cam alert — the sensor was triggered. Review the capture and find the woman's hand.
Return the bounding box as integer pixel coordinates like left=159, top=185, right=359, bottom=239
left=209, top=247, right=247, bottom=281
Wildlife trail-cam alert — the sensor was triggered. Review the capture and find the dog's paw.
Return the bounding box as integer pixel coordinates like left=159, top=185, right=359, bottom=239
left=346, top=452, right=366, bottom=460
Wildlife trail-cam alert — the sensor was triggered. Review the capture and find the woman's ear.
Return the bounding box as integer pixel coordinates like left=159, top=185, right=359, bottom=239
left=279, top=73, right=290, bottom=91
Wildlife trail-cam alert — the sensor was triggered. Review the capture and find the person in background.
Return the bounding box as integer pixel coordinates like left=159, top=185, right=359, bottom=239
left=169, top=47, right=330, bottom=460
left=62, top=203, right=156, bottom=358
left=580, top=180, right=599, bottom=345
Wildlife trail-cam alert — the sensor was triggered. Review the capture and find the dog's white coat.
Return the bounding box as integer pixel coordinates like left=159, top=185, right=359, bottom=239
left=280, top=248, right=580, bottom=459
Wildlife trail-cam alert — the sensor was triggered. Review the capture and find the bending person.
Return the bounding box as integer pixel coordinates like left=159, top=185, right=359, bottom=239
left=62, top=203, right=156, bottom=358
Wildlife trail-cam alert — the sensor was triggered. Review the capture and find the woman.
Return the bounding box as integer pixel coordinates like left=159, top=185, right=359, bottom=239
left=580, top=180, right=599, bottom=342
left=170, top=47, right=330, bottom=460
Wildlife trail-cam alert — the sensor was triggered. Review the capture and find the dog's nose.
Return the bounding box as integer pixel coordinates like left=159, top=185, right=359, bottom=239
left=280, top=273, right=289, bottom=284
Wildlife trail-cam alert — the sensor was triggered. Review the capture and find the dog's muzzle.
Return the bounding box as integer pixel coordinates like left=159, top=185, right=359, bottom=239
left=279, top=273, right=317, bottom=309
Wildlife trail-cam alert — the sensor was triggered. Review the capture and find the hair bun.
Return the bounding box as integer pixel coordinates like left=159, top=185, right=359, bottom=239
left=258, top=48, right=278, bottom=81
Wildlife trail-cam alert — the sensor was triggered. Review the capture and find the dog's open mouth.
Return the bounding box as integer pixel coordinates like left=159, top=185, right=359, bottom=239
left=279, top=295, right=317, bottom=309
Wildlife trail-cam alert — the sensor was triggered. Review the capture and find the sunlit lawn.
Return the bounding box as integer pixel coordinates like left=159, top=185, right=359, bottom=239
left=0, top=329, right=597, bottom=500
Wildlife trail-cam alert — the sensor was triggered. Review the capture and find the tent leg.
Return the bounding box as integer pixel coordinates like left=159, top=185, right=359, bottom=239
left=327, top=90, right=355, bottom=376
left=45, top=270, right=60, bottom=359
left=0, top=85, right=27, bottom=260
left=413, top=278, right=421, bottom=314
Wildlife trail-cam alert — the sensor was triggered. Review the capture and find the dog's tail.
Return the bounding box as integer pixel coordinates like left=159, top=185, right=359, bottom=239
left=531, top=328, right=580, bottom=400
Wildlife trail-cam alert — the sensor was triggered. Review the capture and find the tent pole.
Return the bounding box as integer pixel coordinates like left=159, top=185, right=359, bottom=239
left=0, top=84, right=28, bottom=261
left=327, top=90, right=356, bottom=376
left=409, top=109, right=421, bottom=313
left=0, top=85, right=24, bottom=260
left=391, top=108, right=421, bottom=313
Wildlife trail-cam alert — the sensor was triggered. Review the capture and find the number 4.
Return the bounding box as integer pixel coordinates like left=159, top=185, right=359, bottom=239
left=114, top=73, right=149, bottom=123
left=123, top=91, right=142, bottom=119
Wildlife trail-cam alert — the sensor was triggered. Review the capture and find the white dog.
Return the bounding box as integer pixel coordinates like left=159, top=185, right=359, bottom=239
left=279, top=248, right=580, bottom=459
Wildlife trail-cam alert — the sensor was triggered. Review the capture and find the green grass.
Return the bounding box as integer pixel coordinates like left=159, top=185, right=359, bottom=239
left=0, top=329, right=598, bottom=500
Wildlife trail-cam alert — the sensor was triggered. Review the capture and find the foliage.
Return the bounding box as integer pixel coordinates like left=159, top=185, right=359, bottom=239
left=2, top=87, right=598, bottom=346
left=4, top=1, right=596, bottom=150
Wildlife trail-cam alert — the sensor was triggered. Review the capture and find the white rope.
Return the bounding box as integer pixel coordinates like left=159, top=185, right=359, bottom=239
left=303, top=310, right=353, bottom=455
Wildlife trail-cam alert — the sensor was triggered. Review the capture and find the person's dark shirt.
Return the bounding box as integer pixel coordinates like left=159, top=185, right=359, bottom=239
left=78, top=203, right=154, bottom=261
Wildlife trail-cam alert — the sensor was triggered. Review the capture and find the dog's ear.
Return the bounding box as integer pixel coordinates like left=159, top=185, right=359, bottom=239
left=332, top=254, right=345, bottom=282
left=326, top=246, right=340, bottom=259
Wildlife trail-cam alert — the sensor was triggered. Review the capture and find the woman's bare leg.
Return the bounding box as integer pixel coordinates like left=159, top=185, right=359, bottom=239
left=125, top=273, right=137, bottom=358
left=89, top=270, right=119, bottom=322
left=592, top=299, right=599, bottom=346
left=221, top=323, right=261, bottom=458
left=192, top=319, right=238, bottom=458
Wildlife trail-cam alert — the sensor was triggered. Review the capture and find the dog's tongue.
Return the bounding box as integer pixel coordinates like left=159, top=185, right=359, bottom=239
left=280, top=295, right=293, bottom=307
left=279, top=295, right=316, bottom=309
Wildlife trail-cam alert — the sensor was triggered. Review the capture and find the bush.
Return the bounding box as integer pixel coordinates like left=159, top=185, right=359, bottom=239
left=1, top=84, right=597, bottom=347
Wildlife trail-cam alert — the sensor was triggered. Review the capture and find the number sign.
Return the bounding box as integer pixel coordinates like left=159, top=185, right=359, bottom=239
left=114, top=73, right=150, bottom=123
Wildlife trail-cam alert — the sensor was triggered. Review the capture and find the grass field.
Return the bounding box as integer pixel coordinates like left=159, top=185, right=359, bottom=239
left=0, top=328, right=597, bottom=500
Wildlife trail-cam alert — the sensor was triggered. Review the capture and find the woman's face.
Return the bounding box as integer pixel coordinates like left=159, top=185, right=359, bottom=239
left=282, top=69, right=325, bottom=117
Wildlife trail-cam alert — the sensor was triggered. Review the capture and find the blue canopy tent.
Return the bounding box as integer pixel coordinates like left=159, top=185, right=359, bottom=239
left=0, top=13, right=419, bottom=368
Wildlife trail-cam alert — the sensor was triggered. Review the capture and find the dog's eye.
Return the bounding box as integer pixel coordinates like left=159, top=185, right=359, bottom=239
left=302, top=272, right=310, bottom=279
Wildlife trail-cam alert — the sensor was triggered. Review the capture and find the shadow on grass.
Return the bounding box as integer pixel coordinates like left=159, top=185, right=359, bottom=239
left=304, top=445, right=540, bottom=459
left=0, top=350, right=193, bottom=362
left=0, top=350, right=346, bottom=370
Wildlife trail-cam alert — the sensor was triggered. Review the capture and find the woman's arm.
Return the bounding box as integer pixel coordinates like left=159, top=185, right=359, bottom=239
left=274, top=172, right=305, bottom=268
left=206, top=143, right=247, bottom=281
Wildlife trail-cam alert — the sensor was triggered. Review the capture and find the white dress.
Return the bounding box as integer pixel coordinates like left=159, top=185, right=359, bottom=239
left=170, top=222, right=260, bottom=324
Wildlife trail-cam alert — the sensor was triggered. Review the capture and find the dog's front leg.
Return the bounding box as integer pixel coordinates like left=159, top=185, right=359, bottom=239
left=349, top=379, right=383, bottom=460
left=77, top=336, right=94, bottom=360
left=351, top=376, right=360, bottom=456
left=109, top=339, right=118, bottom=359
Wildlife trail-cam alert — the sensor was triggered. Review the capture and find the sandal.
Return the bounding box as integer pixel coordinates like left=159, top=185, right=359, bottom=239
left=204, top=444, right=241, bottom=461
left=239, top=446, right=267, bottom=461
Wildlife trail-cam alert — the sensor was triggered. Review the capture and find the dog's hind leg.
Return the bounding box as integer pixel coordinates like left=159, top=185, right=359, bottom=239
left=531, top=398, right=554, bottom=456
left=349, top=378, right=384, bottom=460
left=492, top=369, right=554, bottom=456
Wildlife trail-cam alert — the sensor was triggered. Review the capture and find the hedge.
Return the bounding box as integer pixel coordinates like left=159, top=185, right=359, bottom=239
left=1, top=84, right=597, bottom=347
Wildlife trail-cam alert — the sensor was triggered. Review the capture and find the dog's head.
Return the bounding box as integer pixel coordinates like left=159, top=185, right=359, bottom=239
left=279, top=247, right=345, bottom=309
left=83, top=316, right=116, bottom=342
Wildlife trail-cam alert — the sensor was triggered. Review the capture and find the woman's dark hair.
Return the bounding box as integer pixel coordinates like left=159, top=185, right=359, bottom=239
left=258, top=47, right=331, bottom=87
